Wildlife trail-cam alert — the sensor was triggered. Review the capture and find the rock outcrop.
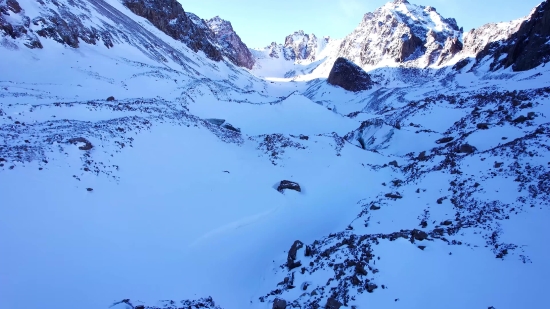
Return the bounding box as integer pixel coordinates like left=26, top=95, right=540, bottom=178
left=337, top=0, right=463, bottom=67
left=277, top=180, right=302, bottom=193
left=327, top=58, right=373, bottom=92
left=207, top=16, right=255, bottom=69
left=123, top=0, right=222, bottom=61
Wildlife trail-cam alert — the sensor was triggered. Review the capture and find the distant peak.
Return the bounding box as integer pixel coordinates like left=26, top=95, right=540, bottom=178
left=392, top=0, right=409, bottom=4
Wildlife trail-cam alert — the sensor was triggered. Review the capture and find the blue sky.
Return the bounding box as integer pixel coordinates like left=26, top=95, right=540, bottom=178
left=179, top=0, right=543, bottom=48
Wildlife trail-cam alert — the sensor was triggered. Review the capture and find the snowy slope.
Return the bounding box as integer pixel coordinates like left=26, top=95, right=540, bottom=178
left=1, top=1, right=550, bottom=309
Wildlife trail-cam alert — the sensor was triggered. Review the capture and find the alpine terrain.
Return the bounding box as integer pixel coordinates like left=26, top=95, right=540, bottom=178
left=1, top=0, right=549, bottom=309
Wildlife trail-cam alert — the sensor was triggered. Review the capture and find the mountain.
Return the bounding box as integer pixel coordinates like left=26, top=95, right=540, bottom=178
left=2, top=1, right=550, bottom=309
left=206, top=16, right=255, bottom=69
left=337, top=0, right=463, bottom=68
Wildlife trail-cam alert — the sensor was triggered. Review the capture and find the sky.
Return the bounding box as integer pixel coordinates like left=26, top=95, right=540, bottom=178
left=179, top=0, right=543, bottom=49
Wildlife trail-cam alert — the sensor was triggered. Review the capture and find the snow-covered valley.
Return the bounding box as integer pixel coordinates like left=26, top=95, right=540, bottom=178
left=1, top=0, right=550, bottom=309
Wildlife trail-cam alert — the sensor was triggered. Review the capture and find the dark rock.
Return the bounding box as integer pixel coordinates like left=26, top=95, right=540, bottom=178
left=277, top=180, right=301, bottom=193
left=273, top=298, right=287, bottom=309
left=513, top=115, right=528, bottom=123
left=441, top=220, right=453, bottom=226
left=412, top=229, right=428, bottom=241
left=389, top=160, right=399, bottom=167
left=222, top=123, right=241, bottom=133
left=385, top=192, right=403, bottom=199
left=299, top=134, right=309, bottom=140
left=304, top=245, right=312, bottom=257
left=457, top=143, right=476, bottom=154
left=122, top=0, right=222, bottom=61
left=135, top=306, right=145, bottom=309
left=325, top=297, right=342, bottom=309
left=420, top=220, right=428, bottom=228
left=106, top=96, right=115, bottom=101
left=366, top=282, right=378, bottom=293
left=205, top=118, right=225, bottom=126
left=355, top=264, right=368, bottom=276
left=206, top=16, right=255, bottom=69
left=476, top=123, right=489, bottom=130
left=436, top=136, right=454, bottom=144
left=502, top=1, right=550, bottom=71
left=287, top=240, right=303, bottom=270
left=370, top=205, right=381, bottom=210
left=417, top=151, right=427, bottom=161
left=86, top=188, right=93, bottom=192
left=494, top=162, right=504, bottom=168
left=68, top=137, right=93, bottom=150
left=418, top=245, right=426, bottom=250
left=327, top=57, right=373, bottom=92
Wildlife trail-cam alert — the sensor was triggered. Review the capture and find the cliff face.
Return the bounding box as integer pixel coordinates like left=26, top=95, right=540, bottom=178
left=207, top=16, right=255, bottom=69
left=337, top=0, right=463, bottom=67
left=122, top=0, right=222, bottom=62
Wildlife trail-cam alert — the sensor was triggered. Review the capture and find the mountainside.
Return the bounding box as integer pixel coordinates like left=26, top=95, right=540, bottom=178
left=2, top=1, right=550, bottom=309
left=207, top=16, right=255, bottom=69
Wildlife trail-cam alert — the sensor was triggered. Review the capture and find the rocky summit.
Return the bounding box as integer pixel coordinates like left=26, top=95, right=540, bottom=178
left=1, top=1, right=550, bottom=309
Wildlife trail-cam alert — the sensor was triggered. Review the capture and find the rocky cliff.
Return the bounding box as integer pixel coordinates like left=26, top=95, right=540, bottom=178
left=122, top=0, right=222, bottom=62
left=207, top=16, right=254, bottom=69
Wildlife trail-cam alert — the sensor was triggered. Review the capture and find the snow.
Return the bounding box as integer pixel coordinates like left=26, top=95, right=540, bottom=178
left=1, top=0, right=550, bottom=309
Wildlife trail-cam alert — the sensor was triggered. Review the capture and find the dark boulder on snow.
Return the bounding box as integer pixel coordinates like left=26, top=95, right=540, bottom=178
left=412, top=229, right=428, bottom=241
left=272, top=298, right=287, bottom=309
left=277, top=180, right=301, bottom=193
left=68, top=137, right=93, bottom=150
left=436, top=136, right=454, bottom=144
left=205, top=118, right=225, bottom=126
left=327, top=57, right=373, bottom=92
left=457, top=143, right=476, bottom=154
left=325, top=297, right=343, bottom=309
left=287, top=240, right=303, bottom=270
left=106, top=96, right=115, bottom=101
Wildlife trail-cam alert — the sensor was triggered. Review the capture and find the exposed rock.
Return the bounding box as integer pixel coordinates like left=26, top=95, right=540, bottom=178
left=325, top=297, right=342, bottom=309
left=412, top=229, right=428, bottom=241
left=207, top=16, right=254, bottom=69
left=327, top=58, right=373, bottom=92
left=122, top=0, right=222, bottom=61
left=477, top=123, right=489, bottom=130
left=457, top=143, right=476, bottom=154
left=389, top=160, right=400, bottom=167
left=277, top=180, right=301, bottom=193
left=106, top=96, right=115, bottom=101
left=272, top=298, right=287, bottom=309
left=370, top=205, right=381, bottom=210
left=441, top=220, right=453, bottom=226
left=475, top=0, right=550, bottom=71
left=337, top=0, right=462, bottom=67
left=205, top=118, right=226, bottom=126
left=68, top=137, right=93, bottom=150
left=287, top=240, right=303, bottom=270
left=222, top=123, right=241, bottom=133
left=436, top=136, right=454, bottom=144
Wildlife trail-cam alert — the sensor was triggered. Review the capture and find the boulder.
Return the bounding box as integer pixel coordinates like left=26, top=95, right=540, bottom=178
left=272, top=298, right=287, bottom=309
left=205, top=118, right=225, bottom=126
left=327, top=57, right=373, bottom=92
left=277, top=180, right=301, bottom=193
left=287, top=240, right=304, bottom=270
left=68, top=137, right=93, bottom=150
left=457, top=143, right=476, bottom=154
left=325, top=298, right=342, bottom=309
left=436, top=136, right=454, bottom=144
